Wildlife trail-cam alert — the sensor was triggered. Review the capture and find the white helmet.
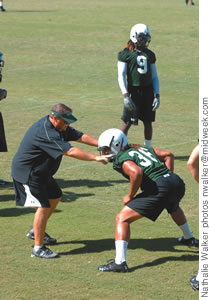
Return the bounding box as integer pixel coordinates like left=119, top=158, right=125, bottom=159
left=98, top=128, right=128, bottom=155
left=130, top=24, right=151, bottom=49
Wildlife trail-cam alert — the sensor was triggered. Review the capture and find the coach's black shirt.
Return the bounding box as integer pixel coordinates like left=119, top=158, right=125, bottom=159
left=12, top=116, right=83, bottom=183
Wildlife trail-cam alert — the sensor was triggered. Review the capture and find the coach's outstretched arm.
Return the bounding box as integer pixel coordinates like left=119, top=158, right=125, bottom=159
left=64, top=147, right=110, bottom=164
left=76, top=134, right=98, bottom=147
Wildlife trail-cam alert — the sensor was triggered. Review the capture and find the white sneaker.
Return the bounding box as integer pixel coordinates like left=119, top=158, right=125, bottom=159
left=31, top=246, right=59, bottom=259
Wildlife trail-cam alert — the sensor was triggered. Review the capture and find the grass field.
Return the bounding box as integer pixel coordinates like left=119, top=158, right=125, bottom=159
left=0, top=0, right=199, bottom=299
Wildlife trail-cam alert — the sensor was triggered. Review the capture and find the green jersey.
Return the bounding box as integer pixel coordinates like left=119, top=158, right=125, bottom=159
left=118, top=48, right=156, bottom=87
left=113, top=146, right=171, bottom=189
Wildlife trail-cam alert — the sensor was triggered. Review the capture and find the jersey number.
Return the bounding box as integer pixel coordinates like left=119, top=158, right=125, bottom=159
left=128, top=149, right=158, bottom=167
left=137, top=55, right=148, bottom=74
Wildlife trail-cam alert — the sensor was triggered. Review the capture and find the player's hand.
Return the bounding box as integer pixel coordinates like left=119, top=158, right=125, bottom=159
left=123, top=195, right=133, bottom=205
left=152, top=97, right=160, bottom=111
left=95, top=154, right=114, bottom=164
left=124, top=96, right=136, bottom=112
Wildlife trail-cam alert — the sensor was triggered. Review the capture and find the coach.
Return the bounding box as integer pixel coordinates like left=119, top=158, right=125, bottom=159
left=12, top=103, right=109, bottom=259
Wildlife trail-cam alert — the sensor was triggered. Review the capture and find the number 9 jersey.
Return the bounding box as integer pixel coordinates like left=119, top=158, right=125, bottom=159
left=118, top=47, right=156, bottom=87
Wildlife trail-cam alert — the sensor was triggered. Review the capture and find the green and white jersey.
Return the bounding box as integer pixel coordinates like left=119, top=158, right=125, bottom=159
left=113, top=146, right=171, bottom=186
left=118, top=48, right=156, bottom=87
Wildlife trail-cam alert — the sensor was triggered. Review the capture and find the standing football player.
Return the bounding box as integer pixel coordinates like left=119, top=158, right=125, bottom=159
left=97, top=129, right=198, bottom=272
left=118, top=24, right=160, bottom=147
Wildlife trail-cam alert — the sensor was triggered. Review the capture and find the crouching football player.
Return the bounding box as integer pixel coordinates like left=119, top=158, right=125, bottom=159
left=97, top=128, right=198, bottom=272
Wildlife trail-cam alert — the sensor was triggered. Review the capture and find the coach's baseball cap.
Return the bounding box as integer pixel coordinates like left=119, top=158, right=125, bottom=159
left=51, top=111, right=77, bottom=123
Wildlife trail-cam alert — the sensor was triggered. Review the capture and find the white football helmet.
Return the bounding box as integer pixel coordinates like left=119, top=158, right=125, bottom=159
left=130, top=24, right=151, bottom=49
left=98, top=128, right=128, bottom=155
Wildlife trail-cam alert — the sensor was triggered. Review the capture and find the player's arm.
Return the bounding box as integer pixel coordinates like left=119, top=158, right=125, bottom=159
left=118, top=61, right=128, bottom=96
left=76, top=134, right=98, bottom=147
left=121, top=160, right=143, bottom=205
left=151, top=64, right=160, bottom=111
left=64, top=147, right=109, bottom=164
left=187, top=144, right=199, bottom=183
left=153, top=147, right=174, bottom=172
left=118, top=61, right=136, bottom=112
left=151, top=64, right=160, bottom=98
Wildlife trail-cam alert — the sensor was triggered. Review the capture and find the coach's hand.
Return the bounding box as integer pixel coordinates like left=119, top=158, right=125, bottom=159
left=96, top=154, right=114, bottom=164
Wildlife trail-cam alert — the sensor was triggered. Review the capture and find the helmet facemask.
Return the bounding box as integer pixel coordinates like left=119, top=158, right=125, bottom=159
left=136, top=33, right=151, bottom=50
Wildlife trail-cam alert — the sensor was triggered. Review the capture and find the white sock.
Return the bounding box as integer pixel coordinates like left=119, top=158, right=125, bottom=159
left=144, top=139, right=152, bottom=147
left=196, top=271, right=199, bottom=281
left=179, top=222, right=194, bottom=239
left=34, top=245, right=43, bottom=251
left=115, top=240, right=128, bottom=264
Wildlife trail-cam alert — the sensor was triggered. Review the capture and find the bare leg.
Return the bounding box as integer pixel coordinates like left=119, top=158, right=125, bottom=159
left=171, top=206, right=197, bottom=243
left=115, top=206, right=144, bottom=241
left=48, top=197, right=61, bottom=219
left=113, top=206, right=143, bottom=265
left=98, top=207, right=139, bottom=270
left=33, top=207, right=51, bottom=246
left=33, top=197, right=61, bottom=246
left=170, top=206, right=187, bottom=226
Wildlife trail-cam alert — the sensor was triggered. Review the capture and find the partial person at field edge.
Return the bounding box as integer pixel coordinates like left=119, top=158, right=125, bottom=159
left=185, top=0, right=195, bottom=5
left=0, top=51, right=9, bottom=186
left=187, top=144, right=199, bottom=291
left=118, top=24, right=160, bottom=147
left=0, top=0, right=6, bottom=11
left=11, top=103, right=110, bottom=259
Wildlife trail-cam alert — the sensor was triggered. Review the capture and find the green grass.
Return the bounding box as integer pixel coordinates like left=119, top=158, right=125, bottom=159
left=0, top=0, right=198, bottom=299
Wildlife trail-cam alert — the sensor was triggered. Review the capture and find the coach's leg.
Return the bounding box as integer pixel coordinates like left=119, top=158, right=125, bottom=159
left=33, top=207, right=51, bottom=246
left=48, top=197, right=61, bottom=219
left=32, top=206, right=59, bottom=258
left=115, top=206, right=143, bottom=264
left=30, top=197, right=61, bottom=244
